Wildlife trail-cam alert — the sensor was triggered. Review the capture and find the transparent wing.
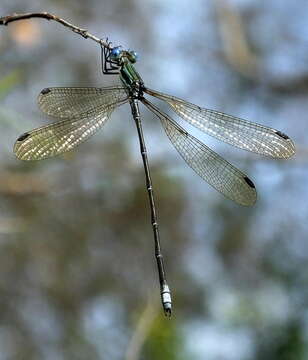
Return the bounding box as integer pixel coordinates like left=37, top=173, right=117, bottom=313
left=142, top=98, right=257, bottom=206
left=14, top=88, right=128, bottom=160
left=38, top=86, right=127, bottom=118
left=144, top=88, right=295, bottom=159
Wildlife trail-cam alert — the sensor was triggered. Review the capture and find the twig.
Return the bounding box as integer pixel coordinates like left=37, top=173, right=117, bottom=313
left=214, top=0, right=259, bottom=79
left=125, top=298, right=159, bottom=360
left=0, top=12, right=112, bottom=49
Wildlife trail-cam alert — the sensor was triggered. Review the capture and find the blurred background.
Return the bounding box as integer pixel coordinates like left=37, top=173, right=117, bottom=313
left=0, top=0, right=307, bottom=359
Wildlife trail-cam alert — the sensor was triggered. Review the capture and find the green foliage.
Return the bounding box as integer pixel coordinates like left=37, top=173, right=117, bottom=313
left=0, top=69, right=21, bottom=100
left=256, top=320, right=308, bottom=360
left=143, top=316, right=190, bottom=360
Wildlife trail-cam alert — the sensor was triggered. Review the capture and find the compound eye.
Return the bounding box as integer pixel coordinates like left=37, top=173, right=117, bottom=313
left=128, top=50, right=138, bottom=63
left=110, top=47, right=122, bottom=60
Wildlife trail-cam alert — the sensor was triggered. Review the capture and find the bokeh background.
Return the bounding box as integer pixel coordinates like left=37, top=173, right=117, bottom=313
left=0, top=0, right=307, bottom=359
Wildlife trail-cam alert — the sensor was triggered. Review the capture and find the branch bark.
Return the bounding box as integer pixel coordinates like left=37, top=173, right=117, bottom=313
left=0, top=12, right=112, bottom=49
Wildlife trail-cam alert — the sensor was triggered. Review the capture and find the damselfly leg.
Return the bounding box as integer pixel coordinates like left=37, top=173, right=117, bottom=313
left=102, top=43, right=121, bottom=75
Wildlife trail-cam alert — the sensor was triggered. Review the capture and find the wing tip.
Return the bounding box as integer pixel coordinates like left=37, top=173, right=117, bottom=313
left=286, top=139, right=296, bottom=158
left=235, top=176, right=257, bottom=206
left=40, top=88, right=51, bottom=95
left=275, top=130, right=289, bottom=140
left=14, top=133, right=32, bottom=161
left=273, top=130, right=296, bottom=159
left=14, top=133, right=28, bottom=160
left=242, top=195, right=257, bottom=206
left=37, top=88, right=51, bottom=107
left=243, top=176, right=255, bottom=189
left=16, top=132, right=30, bottom=142
left=239, top=193, right=257, bottom=206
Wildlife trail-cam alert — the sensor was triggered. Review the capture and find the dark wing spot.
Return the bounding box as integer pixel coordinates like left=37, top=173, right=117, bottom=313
left=275, top=130, right=289, bottom=140
left=243, top=176, right=255, bottom=188
left=17, top=133, right=30, bottom=142
left=41, top=88, right=51, bottom=95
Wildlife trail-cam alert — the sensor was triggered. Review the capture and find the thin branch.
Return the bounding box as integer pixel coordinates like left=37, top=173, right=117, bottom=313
left=125, top=298, right=159, bottom=360
left=214, top=0, right=259, bottom=79
left=0, top=12, right=112, bottom=49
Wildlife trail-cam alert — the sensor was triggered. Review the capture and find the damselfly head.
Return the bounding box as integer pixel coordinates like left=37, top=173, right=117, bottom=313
left=110, top=46, right=138, bottom=65
left=127, top=50, right=138, bottom=63
left=110, top=46, right=122, bottom=61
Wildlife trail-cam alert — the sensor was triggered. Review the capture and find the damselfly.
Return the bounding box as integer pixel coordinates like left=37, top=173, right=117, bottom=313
left=14, top=44, right=295, bottom=316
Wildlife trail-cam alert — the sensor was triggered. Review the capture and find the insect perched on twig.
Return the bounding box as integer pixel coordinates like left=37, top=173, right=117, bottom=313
left=1, top=12, right=295, bottom=316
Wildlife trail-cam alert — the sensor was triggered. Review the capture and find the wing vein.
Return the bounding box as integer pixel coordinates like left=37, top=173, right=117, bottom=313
left=14, top=87, right=128, bottom=160
left=142, top=98, right=257, bottom=206
left=145, top=88, right=295, bottom=159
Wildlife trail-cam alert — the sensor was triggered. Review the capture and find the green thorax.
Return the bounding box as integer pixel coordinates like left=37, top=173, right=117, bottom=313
left=120, top=58, right=143, bottom=89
